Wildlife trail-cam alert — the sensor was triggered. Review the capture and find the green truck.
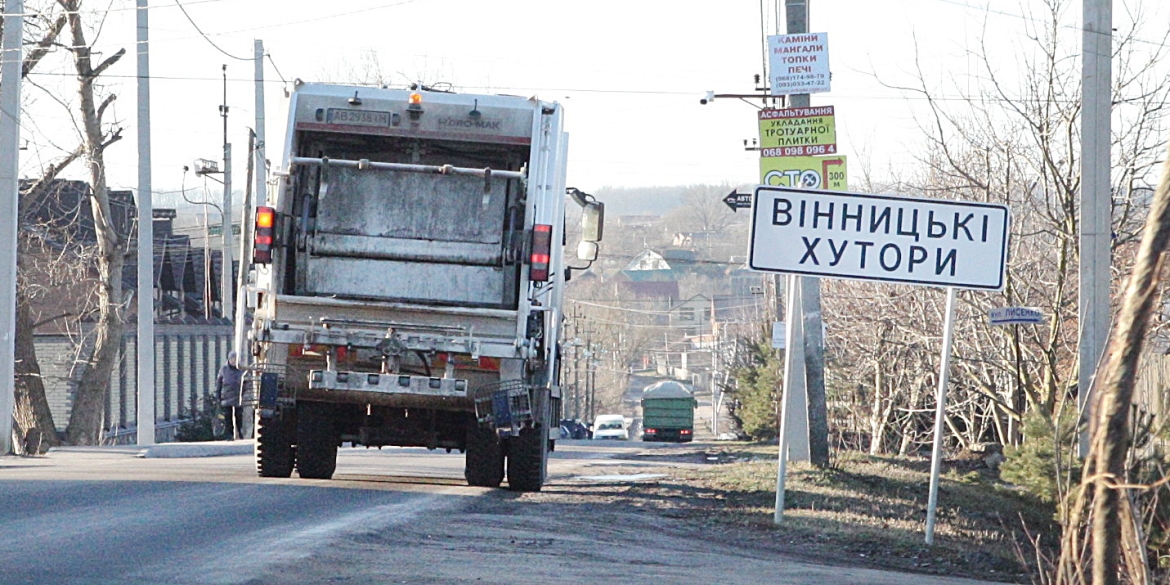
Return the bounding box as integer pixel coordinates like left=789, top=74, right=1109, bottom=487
left=640, top=381, right=697, bottom=442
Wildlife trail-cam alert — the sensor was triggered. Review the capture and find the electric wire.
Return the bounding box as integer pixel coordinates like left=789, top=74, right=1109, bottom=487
left=172, top=0, right=250, bottom=61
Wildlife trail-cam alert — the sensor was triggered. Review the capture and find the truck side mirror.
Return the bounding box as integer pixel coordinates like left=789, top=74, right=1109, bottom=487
left=577, top=241, right=599, bottom=262
left=581, top=201, right=604, bottom=243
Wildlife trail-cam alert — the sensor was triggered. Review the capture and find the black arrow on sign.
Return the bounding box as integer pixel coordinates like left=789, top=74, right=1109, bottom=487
left=723, top=190, right=752, bottom=212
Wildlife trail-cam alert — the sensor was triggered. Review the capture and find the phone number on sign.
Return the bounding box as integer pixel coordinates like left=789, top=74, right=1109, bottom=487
left=761, top=144, right=837, bottom=157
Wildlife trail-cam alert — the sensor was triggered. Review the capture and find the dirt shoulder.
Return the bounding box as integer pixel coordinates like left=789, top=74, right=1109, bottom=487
left=529, top=442, right=1052, bottom=584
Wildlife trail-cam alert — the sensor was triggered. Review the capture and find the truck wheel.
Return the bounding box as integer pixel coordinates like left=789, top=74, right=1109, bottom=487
left=296, top=401, right=338, bottom=480
left=464, top=425, right=504, bottom=488
left=255, top=411, right=294, bottom=478
left=506, top=426, right=545, bottom=492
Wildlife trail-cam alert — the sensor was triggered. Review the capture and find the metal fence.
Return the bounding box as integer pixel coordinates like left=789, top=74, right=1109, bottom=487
left=35, top=324, right=233, bottom=443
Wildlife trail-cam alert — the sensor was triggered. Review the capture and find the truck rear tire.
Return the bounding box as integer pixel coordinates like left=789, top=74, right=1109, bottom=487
left=464, top=425, right=504, bottom=488
left=506, top=426, right=545, bottom=492
left=296, top=401, right=339, bottom=480
left=255, top=411, right=295, bottom=478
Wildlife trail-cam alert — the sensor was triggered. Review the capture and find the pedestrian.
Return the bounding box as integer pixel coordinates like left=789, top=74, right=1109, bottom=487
left=216, top=351, right=245, bottom=440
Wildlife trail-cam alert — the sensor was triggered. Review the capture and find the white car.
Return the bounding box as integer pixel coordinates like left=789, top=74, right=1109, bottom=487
left=591, top=414, right=629, bottom=440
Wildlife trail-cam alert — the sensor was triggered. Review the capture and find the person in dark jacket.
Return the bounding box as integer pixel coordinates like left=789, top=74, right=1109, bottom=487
left=215, top=351, right=245, bottom=440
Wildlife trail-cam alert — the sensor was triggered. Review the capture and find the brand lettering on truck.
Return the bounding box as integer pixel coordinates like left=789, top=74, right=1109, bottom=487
left=437, top=117, right=502, bottom=130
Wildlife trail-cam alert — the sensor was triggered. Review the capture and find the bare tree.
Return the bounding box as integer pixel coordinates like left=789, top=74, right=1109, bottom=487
left=56, top=0, right=125, bottom=445
left=1056, top=138, right=1170, bottom=585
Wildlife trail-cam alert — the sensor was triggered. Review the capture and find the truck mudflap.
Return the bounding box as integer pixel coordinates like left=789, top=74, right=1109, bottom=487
left=256, top=372, right=281, bottom=418
left=472, top=380, right=535, bottom=437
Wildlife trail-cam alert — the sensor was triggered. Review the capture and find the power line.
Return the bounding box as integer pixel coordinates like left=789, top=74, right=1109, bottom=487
left=215, top=0, right=427, bottom=37
left=172, top=0, right=250, bottom=61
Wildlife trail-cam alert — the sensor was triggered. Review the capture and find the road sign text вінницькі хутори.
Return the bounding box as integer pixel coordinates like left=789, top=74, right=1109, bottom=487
left=749, top=186, right=1010, bottom=291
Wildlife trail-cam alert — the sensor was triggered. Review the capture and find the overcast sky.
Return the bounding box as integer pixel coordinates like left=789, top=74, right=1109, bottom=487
left=10, top=0, right=1169, bottom=204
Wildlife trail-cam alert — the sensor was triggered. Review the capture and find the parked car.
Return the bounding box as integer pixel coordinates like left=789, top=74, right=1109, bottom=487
left=559, top=419, right=591, bottom=440
left=591, top=414, right=629, bottom=440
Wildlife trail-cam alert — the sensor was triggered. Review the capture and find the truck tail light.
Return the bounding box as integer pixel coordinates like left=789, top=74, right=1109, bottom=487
left=645, top=428, right=657, bottom=434
left=529, top=224, right=552, bottom=281
left=254, top=206, right=276, bottom=264
left=680, top=429, right=692, bottom=435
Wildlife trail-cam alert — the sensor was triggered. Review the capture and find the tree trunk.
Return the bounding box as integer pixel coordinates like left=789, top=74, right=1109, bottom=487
left=13, top=288, right=60, bottom=454
left=1058, top=139, right=1170, bottom=585
left=61, top=1, right=127, bottom=445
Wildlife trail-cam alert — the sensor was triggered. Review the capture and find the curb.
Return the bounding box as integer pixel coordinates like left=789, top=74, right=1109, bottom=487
left=48, top=440, right=255, bottom=459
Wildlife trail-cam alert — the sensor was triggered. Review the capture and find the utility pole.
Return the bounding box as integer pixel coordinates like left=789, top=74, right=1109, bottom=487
left=571, top=309, right=580, bottom=419
left=232, top=130, right=254, bottom=360
left=219, top=64, right=234, bottom=323
left=1078, top=0, right=1112, bottom=457
left=253, top=39, right=266, bottom=207
left=135, top=0, right=155, bottom=445
left=785, top=0, right=830, bottom=469
left=0, top=0, right=25, bottom=455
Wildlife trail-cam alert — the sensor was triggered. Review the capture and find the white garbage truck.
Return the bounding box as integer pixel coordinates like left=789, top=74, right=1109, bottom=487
left=247, top=82, right=603, bottom=491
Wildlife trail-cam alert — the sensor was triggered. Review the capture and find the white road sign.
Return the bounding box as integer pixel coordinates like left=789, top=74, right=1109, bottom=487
left=768, top=33, right=831, bottom=95
left=989, top=307, right=1043, bottom=325
left=749, top=186, right=1010, bottom=291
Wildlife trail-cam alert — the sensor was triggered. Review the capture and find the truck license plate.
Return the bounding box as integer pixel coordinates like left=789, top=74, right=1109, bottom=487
left=326, top=108, right=391, bottom=127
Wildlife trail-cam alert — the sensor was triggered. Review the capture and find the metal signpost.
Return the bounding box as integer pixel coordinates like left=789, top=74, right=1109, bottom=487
left=749, top=184, right=1010, bottom=543
left=989, top=307, right=1044, bottom=445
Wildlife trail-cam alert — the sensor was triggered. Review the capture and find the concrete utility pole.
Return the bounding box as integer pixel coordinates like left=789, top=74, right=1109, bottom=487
left=219, top=64, right=233, bottom=323
left=253, top=39, right=266, bottom=207
left=0, top=0, right=24, bottom=455
left=232, top=130, right=254, bottom=360
left=785, top=0, right=829, bottom=467
left=136, top=0, right=155, bottom=445
left=1078, top=0, right=1112, bottom=457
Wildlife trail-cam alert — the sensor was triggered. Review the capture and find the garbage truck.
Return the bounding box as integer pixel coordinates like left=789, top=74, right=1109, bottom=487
left=245, top=82, right=603, bottom=492
left=640, top=381, right=696, bottom=442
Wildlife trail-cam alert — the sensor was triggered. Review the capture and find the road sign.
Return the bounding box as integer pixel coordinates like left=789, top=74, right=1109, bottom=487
left=761, top=156, right=847, bottom=191
left=768, top=33, right=830, bottom=95
left=749, top=186, right=1011, bottom=291
left=758, top=106, right=836, bottom=156
left=989, top=307, right=1043, bottom=325
left=723, top=190, right=752, bottom=212
left=771, top=321, right=787, bottom=349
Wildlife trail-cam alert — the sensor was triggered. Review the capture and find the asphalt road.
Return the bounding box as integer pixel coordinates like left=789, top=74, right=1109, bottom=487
left=0, top=442, right=1008, bottom=585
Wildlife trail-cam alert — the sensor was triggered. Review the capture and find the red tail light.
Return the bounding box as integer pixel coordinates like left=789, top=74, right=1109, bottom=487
left=254, top=206, right=276, bottom=264
left=645, top=428, right=657, bottom=434
left=529, top=224, right=552, bottom=281
left=680, top=429, right=692, bottom=435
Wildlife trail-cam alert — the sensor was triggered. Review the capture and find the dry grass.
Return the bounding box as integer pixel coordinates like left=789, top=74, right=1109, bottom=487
left=538, top=445, right=1059, bottom=582
left=682, top=447, right=1058, bottom=581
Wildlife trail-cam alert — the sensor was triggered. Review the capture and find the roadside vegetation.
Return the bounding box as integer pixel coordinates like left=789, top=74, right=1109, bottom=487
left=538, top=444, right=1055, bottom=583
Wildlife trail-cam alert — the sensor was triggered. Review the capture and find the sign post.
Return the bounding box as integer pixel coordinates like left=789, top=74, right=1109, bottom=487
left=988, top=307, right=1044, bottom=445
left=924, top=287, right=958, bottom=545
left=749, top=184, right=1011, bottom=543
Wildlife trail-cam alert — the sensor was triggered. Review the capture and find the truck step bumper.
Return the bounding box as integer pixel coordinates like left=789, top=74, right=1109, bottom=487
left=310, top=370, right=466, bottom=394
